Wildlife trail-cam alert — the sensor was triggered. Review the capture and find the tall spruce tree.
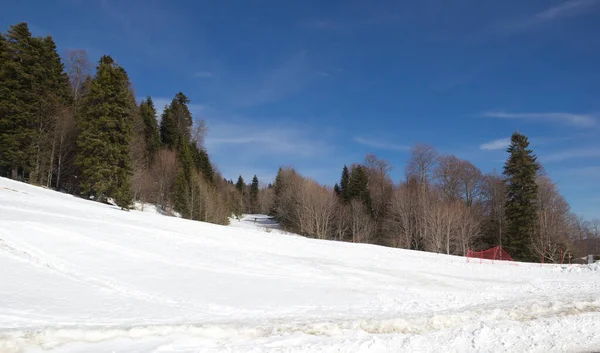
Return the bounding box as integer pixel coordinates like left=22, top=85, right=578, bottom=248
left=139, top=97, right=161, bottom=162
left=503, top=132, right=539, bottom=261
left=235, top=176, right=245, bottom=194
left=31, top=35, right=72, bottom=185
left=0, top=23, right=39, bottom=179
left=250, top=175, right=259, bottom=213
left=75, top=55, right=135, bottom=208
left=190, top=143, right=214, bottom=183
left=348, top=165, right=371, bottom=209
left=340, top=165, right=350, bottom=202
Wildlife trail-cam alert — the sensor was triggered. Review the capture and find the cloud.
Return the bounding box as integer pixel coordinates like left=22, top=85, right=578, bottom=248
left=226, top=51, right=312, bottom=108
left=543, top=148, right=600, bottom=162
left=354, top=137, right=410, bottom=152
left=535, top=0, right=600, bottom=22
left=483, top=111, right=596, bottom=127
left=206, top=121, right=330, bottom=159
left=480, top=138, right=510, bottom=151
left=193, top=71, right=213, bottom=78
left=497, top=0, right=600, bottom=33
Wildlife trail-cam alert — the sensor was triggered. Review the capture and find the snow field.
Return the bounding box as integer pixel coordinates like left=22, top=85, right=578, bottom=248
left=1, top=177, right=599, bottom=352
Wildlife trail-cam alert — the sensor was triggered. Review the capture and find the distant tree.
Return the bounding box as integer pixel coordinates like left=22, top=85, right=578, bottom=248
left=76, top=55, right=135, bottom=208
left=139, top=97, right=161, bottom=162
left=406, top=143, right=438, bottom=184
left=339, top=165, right=350, bottom=202
left=250, top=175, right=259, bottom=213
left=503, top=132, right=539, bottom=261
left=348, top=165, right=371, bottom=210
left=235, top=175, right=245, bottom=194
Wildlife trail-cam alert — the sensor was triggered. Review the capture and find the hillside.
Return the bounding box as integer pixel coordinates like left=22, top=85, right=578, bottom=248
left=1, top=177, right=599, bottom=353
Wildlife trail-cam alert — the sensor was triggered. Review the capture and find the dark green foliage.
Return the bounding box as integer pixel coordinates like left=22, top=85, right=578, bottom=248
left=139, top=97, right=161, bottom=162
left=0, top=23, right=71, bottom=181
left=0, top=23, right=39, bottom=178
left=75, top=55, right=135, bottom=208
left=174, top=170, right=191, bottom=218
left=333, top=183, right=341, bottom=196
left=160, top=92, right=193, bottom=149
left=339, top=165, right=350, bottom=202
left=159, top=105, right=178, bottom=148
left=503, top=132, right=540, bottom=261
left=250, top=175, right=259, bottom=213
left=348, top=165, right=372, bottom=210
left=235, top=175, right=245, bottom=194
left=190, top=143, right=214, bottom=183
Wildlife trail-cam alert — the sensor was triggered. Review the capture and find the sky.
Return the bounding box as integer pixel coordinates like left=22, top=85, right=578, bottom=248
left=1, top=0, right=599, bottom=217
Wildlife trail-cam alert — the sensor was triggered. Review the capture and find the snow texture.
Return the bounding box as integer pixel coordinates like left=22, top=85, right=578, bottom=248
left=1, top=177, right=599, bottom=353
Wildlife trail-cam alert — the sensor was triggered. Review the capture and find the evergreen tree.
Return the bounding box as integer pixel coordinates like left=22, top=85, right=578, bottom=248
left=348, top=165, right=371, bottom=210
left=340, top=165, right=350, bottom=202
left=159, top=105, right=177, bottom=148
left=333, top=183, right=341, bottom=196
left=190, top=143, right=214, bottom=183
left=503, top=132, right=540, bottom=261
left=235, top=175, right=245, bottom=194
left=0, top=23, right=39, bottom=179
left=174, top=137, right=194, bottom=218
left=250, top=175, right=259, bottom=213
left=75, top=55, right=135, bottom=208
left=30, top=35, right=72, bottom=184
left=139, top=97, right=161, bottom=162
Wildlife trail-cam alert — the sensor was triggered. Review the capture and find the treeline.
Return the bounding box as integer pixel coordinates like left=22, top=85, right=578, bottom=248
left=1, top=22, right=598, bottom=263
left=270, top=135, right=600, bottom=262
left=0, top=22, right=247, bottom=225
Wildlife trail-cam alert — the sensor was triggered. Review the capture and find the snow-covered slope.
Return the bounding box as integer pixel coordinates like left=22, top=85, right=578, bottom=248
left=1, top=177, right=599, bottom=353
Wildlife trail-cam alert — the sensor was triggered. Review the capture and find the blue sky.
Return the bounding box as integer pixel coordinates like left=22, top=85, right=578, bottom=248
left=2, top=0, right=600, bottom=217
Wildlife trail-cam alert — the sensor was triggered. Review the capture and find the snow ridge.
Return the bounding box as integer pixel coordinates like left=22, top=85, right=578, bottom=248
left=2, top=296, right=599, bottom=352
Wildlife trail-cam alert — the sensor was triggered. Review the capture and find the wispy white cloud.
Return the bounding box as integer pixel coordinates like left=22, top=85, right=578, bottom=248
left=535, top=0, right=600, bottom=22
left=543, top=148, right=600, bottom=162
left=354, top=137, right=410, bottom=152
left=497, top=0, right=600, bottom=33
left=206, top=122, right=330, bottom=158
left=227, top=51, right=312, bottom=108
left=193, top=71, right=213, bottom=78
left=483, top=111, right=596, bottom=127
left=480, top=138, right=510, bottom=151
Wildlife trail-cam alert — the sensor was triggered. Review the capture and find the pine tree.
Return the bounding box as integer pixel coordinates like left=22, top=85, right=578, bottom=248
left=503, top=132, right=540, bottom=261
left=235, top=175, right=245, bottom=194
left=340, top=165, right=350, bottom=202
left=30, top=35, right=72, bottom=185
left=348, top=165, right=371, bottom=211
left=190, top=143, right=214, bottom=183
left=75, top=55, right=135, bottom=208
left=250, top=175, right=259, bottom=213
left=139, top=97, right=161, bottom=162
left=159, top=105, right=178, bottom=149
left=0, top=23, right=39, bottom=179
left=333, top=183, right=341, bottom=196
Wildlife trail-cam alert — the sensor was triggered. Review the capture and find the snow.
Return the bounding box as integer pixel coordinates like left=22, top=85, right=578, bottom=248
left=1, top=177, right=599, bottom=353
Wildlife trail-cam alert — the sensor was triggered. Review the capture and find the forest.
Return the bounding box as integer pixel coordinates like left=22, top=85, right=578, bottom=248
left=1, top=22, right=598, bottom=263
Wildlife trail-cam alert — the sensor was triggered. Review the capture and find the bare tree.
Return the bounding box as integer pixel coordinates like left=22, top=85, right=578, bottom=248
left=348, top=199, right=376, bottom=243
left=457, top=160, right=482, bottom=207
left=480, top=172, right=507, bottom=248
left=406, top=143, right=438, bottom=184
left=532, top=176, right=571, bottom=262
left=435, top=155, right=462, bottom=201
left=65, top=49, right=91, bottom=100
left=151, top=149, right=178, bottom=211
